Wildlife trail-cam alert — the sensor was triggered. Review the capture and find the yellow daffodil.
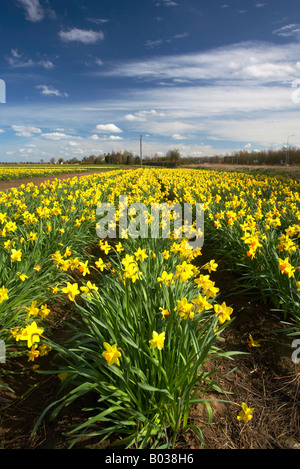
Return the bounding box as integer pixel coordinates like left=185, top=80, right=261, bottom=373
left=18, top=321, right=44, bottom=348
left=10, top=248, right=22, bottom=262
left=213, top=302, right=233, bottom=325
left=102, top=342, right=122, bottom=366
left=62, top=282, right=80, bottom=301
left=237, top=402, right=254, bottom=423
left=278, top=257, right=295, bottom=278
left=247, top=334, right=261, bottom=348
left=149, top=331, right=165, bottom=350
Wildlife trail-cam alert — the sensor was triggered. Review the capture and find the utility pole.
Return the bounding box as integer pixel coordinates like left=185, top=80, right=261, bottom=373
left=140, top=134, right=142, bottom=168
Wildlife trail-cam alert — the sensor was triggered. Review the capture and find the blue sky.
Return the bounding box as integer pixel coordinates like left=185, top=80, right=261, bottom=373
left=0, top=0, right=300, bottom=162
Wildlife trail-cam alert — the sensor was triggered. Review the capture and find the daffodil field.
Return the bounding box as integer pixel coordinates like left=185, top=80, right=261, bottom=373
left=0, top=167, right=299, bottom=448
left=0, top=165, right=107, bottom=181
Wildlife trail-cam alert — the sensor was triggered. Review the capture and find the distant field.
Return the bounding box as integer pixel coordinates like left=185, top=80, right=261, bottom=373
left=185, top=163, right=300, bottom=178
left=0, top=165, right=122, bottom=181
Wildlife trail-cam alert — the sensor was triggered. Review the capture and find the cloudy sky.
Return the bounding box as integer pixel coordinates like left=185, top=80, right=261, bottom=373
left=0, top=0, right=299, bottom=162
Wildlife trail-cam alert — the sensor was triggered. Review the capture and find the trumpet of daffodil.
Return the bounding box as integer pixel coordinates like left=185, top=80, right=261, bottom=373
left=149, top=331, right=165, bottom=350
left=213, top=302, right=233, bottom=325
left=102, top=342, right=121, bottom=366
left=62, top=282, right=80, bottom=301
left=0, top=286, right=9, bottom=304
left=237, top=402, right=254, bottom=423
left=278, top=257, right=295, bottom=278
left=247, top=334, right=261, bottom=348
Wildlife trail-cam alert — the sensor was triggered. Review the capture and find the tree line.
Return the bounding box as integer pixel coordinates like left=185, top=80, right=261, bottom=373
left=4, top=145, right=299, bottom=166
left=63, top=147, right=300, bottom=167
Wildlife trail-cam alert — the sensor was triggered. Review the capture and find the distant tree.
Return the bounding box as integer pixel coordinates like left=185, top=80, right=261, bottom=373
left=50, top=157, right=56, bottom=164
left=94, top=155, right=103, bottom=164
left=166, top=149, right=181, bottom=167
left=58, top=157, right=65, bottom=164
left=69, top=157, right=79, bottom=164
left=105, top=153, right=112, bottom=164
left=125, top=152, right=134, bottom=165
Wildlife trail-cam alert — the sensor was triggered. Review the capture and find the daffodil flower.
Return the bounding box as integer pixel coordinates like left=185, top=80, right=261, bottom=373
left=149, top=331, right=165, bottom=350
left=237, top=402, right=254, bottom=423
left=102, top=343, right=122, bottom=366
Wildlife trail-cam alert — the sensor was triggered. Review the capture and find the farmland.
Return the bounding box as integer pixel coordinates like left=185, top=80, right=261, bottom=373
left=0, top=166, right=299, bottom=449
left=0, top=164, right=116, bottom=181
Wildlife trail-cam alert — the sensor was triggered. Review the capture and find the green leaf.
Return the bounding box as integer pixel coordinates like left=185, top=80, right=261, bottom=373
left=137, top=382, right=174, bottom=401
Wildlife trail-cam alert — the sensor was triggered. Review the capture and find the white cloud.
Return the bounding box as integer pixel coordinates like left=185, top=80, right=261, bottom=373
left=0, top=129, right=5, bottom=133
left=12, top=125, right=42, bottom=137
left=87, top=17, right=109, bottom=24
left=39, top=60, right=55, bottom=69
left=108, top=135, right=123, bottom=140
left=37, top=85, right=68, bottom=97
left=17, top=0, right=44, bottom=22
left=6, top=49, right=54, bottom=69
left=204, top=114, right=298, bottom=146
left=95, top=124, right=123, bottom=133
left=102, top=41, right=300, bottom=85
left=41, top=132, right=73, bottom=140
left=124, top=109, right=165, bottom=122
left=172, top=133, right=187, bottom=140
left=155, top=1, right=178, bottom=6
left=59, top=28, right=104, bottom=44
left=145, top=39, right=163, bottom=49
left=272, top=24, right=300, bottom=39
left=19, top=148, right=33, bottom=153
